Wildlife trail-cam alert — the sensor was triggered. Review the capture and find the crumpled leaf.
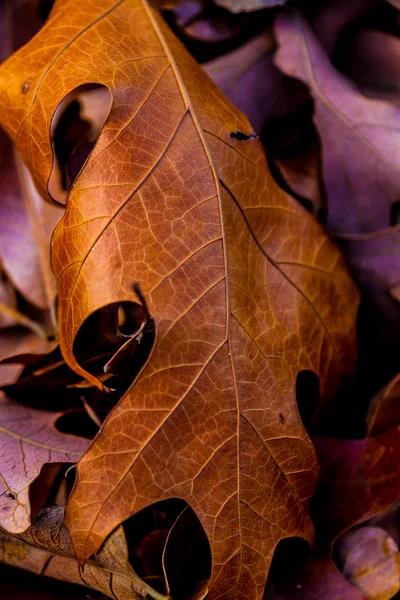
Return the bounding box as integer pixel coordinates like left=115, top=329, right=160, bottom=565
left=273, top=557, right=366, bottom=600
left=0, top=505, right=166, bottom=600
left=274, top=7, right=400, bottom=235
left=0, top=393, right=89, bottom=534
left=337, top=526, right=400, bottom=600
left=0, top=0, right=359, bottom=597
left=312, top=428, right=400, bottom=543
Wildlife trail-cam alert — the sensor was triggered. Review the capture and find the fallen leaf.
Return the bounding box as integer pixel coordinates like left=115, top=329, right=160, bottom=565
left=0, top=0, right=62, bottom=321
left=274, top=8, right=400, bottom=234
left=337, top=526, right=400, bottom=600
left=274, top=6, right=400, bottom=399
left=0, top=505, right=166, bottom=600
left=273, top=557, right=366, bottom=599
left=312, top=428, right=400, bottom=543
left=0, top=393, right=89, bottom=534
left=0, top=129, right=62, bottom=318
left=0, top=1, right=359, bottom=598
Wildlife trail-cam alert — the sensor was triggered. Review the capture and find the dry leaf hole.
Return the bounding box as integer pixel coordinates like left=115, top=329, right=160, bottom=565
left=263, top=537, right=310, bottom=598
left=2, top=297, right=156, bottom=438
left=295, top=370, right=320, bottom=434
left=49, top=84, right=111, bottom=204
left=391, top=201, right=400, bottom=227
left=29, top=462, right=76, bottom=520
left=123, top=499, right=211, bottom=600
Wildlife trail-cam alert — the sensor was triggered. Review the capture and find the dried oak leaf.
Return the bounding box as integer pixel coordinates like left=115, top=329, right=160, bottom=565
left=0, top=505, right=163, bottom=600
left=312, top=428, right=400, bottom=543
left=0, top=1, right=359, bottom=598
left=0, top=393, right=89, bottom=534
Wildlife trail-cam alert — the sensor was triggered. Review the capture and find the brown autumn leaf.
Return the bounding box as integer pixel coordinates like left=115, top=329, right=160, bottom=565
left=0, top=393, right=89, bottom=534
left=337, top=526, right=400, bottom=600
left=312, top=427, right=400, bottom=544
left=0, top=0, right=359, bottom=597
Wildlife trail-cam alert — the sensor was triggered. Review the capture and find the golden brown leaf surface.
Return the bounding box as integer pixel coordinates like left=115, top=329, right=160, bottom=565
left=0, top=1, right=359, bottom=598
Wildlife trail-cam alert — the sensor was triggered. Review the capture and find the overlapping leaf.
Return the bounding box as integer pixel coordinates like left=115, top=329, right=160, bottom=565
left=313, top=427, right=400, bottom=543
left=0, top=393, right=89, bottom=534
left=275, top=7, right=400, bottom=235
left=0, top=505, right=165, bottom=600
left=274, top=5, right=400, bottom=396
left=337, top=526, right=400, bottom=600
left=0, top=130, right=62, bottom=315
left=0, top=1, right=359, bottom=598
left=274, top=558, right=366, bottom=600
